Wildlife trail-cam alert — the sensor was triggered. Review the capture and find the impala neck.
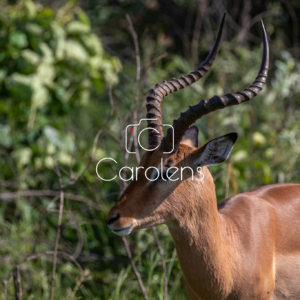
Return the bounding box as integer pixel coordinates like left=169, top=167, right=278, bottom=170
left=167, top=167, right=235, bottom=299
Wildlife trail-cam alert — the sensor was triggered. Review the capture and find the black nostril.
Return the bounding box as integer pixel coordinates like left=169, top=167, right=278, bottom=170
left=107, top=213, right=120, bottom=225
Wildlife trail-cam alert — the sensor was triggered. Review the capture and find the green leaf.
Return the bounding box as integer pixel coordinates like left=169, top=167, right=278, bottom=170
left=0, top=69, right=7, bottom=83
left=76, top=9, right=91, bottom=26
left=31, top=76, right=49, bottom=108
left=66, top=21, right=90, bottom=35
left=43, top=126, right=75, bottom=152
left=232, top=150, right=248, bottom=163
left=5, top=73, right=33, bottom=101
left=21, top=49, right=40, bottom=66
left=0, top=124, right=12, bottom=147
left=64, top=40, right=89, bottom=64
left=36, top=61, right=55, bottom=86
left=80, top=33, right=103, bottom=56
left=252, top=132, right=266, bottom=147
left=25, top=23, right=43, bottom=36
left=9, top=31, right=28, bottom=48
left=24, top=0, right=37, bottom=19
left=39, top=42, right=54, bottom=64
left=12, top=147, right=33, bottom=168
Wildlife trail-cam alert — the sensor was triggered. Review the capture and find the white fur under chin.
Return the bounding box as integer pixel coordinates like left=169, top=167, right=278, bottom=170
left=112, top=227, right=133, bottom=236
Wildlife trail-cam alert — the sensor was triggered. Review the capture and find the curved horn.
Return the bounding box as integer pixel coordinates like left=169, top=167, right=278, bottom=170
left=146, top=12, right=227, bottom=149
left=161, top=20, right=269, bottom=152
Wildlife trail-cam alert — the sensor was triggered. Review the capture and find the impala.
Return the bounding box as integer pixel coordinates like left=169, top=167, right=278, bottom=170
left=106, top=13, right=300, bottom=300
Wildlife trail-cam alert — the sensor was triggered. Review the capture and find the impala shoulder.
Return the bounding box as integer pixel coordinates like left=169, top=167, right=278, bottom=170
left=245, top=183, right=300, bottom=205
left=218, top=184, right=300, bottom=215
left=217, top=193, right=253, bottom=213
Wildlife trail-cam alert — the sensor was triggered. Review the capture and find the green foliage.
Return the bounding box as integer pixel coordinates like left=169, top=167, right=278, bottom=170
left=0, top=0, right=120, bottom=182
left=0, top=22, right=124, bottom=298
left=0, top=1, right=123, bottom=299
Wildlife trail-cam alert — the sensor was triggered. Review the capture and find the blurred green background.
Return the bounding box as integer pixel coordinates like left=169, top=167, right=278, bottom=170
left=0, top=0, right=300, bottom=299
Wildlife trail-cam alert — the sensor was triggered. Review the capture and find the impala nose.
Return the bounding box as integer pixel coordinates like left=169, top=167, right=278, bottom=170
left=106, top=213, right=120, bottom=225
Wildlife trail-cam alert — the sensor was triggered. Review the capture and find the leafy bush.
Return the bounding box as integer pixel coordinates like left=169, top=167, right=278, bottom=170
left=0, top=0, right=119, bottom=186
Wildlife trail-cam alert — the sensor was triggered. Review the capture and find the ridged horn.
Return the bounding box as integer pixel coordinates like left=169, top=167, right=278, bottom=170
left=161, top=20, right=269, bottom=152
left=146, top=12, right=227, bottom=149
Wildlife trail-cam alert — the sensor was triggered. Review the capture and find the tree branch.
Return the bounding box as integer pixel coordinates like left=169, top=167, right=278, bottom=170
left=122, top=237, right=148, bottom=300
left=152, top=227, right=168, bottom=300
left=0, top=190, right=102, bottom=210
left=13, top=266, right=22, bottom=300
left=49, top=157, right=65, bottom=300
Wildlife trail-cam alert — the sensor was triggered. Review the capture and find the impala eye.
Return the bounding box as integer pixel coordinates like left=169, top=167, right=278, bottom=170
left=162, top=171, right=168, bottom=180
left=161, top=170, right=173, bottom=181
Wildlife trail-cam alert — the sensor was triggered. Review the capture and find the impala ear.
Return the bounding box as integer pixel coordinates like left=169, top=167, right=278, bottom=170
left=192, top=133, right=238, bottom=167
left=180, top=125, right=199, bottom=148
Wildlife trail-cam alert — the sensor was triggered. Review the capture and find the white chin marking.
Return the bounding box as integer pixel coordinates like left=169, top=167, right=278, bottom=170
left=112, top=227, right=133, bottom=236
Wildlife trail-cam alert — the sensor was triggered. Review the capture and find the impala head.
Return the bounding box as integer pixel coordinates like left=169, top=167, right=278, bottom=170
left=106, top=13, right=269, bottom=236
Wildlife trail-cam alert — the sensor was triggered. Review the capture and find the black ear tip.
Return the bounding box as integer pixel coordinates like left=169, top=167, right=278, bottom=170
left=189, top=125, right=199, bottom=133
left=226, top=132, right=238, bottom=143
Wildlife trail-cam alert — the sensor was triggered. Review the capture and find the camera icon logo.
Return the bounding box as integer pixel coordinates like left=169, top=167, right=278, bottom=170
left=125, top=118, right=174, bottom=154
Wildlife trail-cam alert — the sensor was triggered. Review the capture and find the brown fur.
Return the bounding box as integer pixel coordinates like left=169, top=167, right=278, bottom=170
left=107, top=142, right=300, bottom=300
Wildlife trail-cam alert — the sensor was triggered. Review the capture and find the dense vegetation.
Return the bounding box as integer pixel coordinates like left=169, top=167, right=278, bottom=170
left=0, top=0, right=299, bottom=299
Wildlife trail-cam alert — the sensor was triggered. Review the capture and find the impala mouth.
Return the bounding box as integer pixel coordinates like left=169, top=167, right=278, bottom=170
left=112, top=226, right=133, bottom=236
